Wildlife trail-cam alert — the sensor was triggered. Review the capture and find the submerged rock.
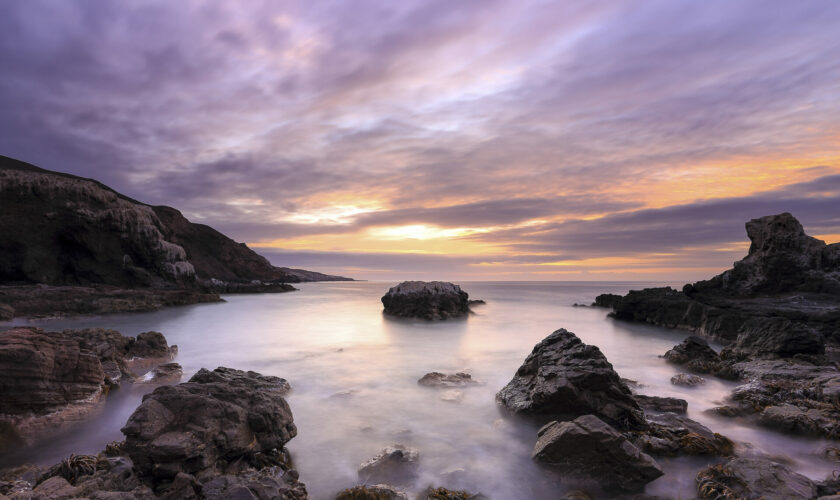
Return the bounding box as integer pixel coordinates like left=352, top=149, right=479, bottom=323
left=335, top=484, right=408, bottom=499
left=381, top=281, right=471, bottom=320
left=671, top=373, right=706, bottom=387
left=121, top=367, right=298, bottom=486
left=139, top=362, right=183, bottom=385
left=496, top=329, right=646, bottom=430
left=696, top=457, right=818, bottom=500
left=358, top=445, right=419, bottom=486
left=633, top=412, right=734, bottom=457
left=662, top=336, right=721, bottom=373
left=418, top=372, right=479, bottom=388
left=532, top=415, right=663, bottom=493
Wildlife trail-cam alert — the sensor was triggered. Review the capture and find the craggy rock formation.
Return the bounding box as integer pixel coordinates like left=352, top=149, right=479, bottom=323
left=662, top=336, right=721, bottom=373
left=597, top=213, right=840, bottom=344
left=0, top=326, right=176, bottom=449
left=418, top=372, right=479, bottom=388
left=496, top=329, right=646, bottom=430
left=121, top=367, right=297, bottom=489
left=721, top=317, right=825, bottom=360
left=696, top=457, right=818, bottom=500
left=591, top=293, right=622, bottom=309
left=357, top=445, right=419, bottom=486
left=381, top=281, right=472, bottom=320
left=0, top=155, right=350, bottom=318
left=532, top=415, right=663, bottom=493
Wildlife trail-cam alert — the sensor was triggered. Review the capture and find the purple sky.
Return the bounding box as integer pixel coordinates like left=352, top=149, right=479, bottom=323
left=1, top=1, right=839, bottom=280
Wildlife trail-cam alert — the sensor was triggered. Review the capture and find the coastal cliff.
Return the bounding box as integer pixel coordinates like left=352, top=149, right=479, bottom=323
left=0, top=155, right=350, bottom=318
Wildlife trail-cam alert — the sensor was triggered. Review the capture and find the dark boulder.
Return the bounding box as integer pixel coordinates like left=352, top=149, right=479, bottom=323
left=532, top=415, right=663, bottom=493
left=671, top=373, right=705, bottom=387
left=121, top=367, right=297, bottom=485
left=335, top=484, right=408, bottom=499
left=592, top=293, right=622, bottom=309
left=633, top=412, right=734, bottom=457
left=418, top=372, right=479, bottom=388
left=662, top=336, right=720, bottom=373
left=633, top=395, right=687, bottom=414
left=381, top=281, right=471, bottom=320
left=496, top=329, right=646, bottom=430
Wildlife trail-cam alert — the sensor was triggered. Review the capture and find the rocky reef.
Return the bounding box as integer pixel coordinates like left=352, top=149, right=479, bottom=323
left=0, top=327, right=178, bottom=450
left=0, top=155, right=350, bottom=319
left=381, top=281, right=474, bottom=320
left=596, top=213, right=840, bottom=343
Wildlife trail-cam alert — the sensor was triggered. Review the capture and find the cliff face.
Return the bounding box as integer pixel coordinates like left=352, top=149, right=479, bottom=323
left=0, top=155, right=350, bottom=288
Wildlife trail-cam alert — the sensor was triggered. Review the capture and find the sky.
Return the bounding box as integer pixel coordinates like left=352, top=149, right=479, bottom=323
left=1, top=1, right=839, bottom=281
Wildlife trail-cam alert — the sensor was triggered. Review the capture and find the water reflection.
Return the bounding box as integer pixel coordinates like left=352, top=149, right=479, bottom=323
left=1, top=281, right=834, bottom=499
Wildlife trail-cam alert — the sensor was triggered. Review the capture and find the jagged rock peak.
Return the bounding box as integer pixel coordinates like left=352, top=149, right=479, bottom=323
left=744, top=212, right=824, bottom=258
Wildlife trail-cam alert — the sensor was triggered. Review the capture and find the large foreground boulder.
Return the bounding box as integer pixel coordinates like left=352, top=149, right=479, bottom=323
left=696, top=457, right=817, bottom=500
left=532, top=415, right=663, bottom=493
left=381, top=281, right=471, bottom=320
left=0, top=326, right=176, bottom=449
left=496, top=329, right=646, bottom=430
left=121, top=367, right=297, bottom=486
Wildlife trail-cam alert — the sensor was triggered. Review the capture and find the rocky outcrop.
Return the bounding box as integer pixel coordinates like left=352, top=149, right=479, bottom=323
left=0, top=326, right=177, bottom=449
left=591, top=293, right=622, bottom=309
left=381, top=281, right=472, bottom=320
left=139, top=363, right=183, bottom=385
left=357, top=445, right=419, bottom=486
left=0, top=154, right=349, bottom=318
left=696, top=457, right=818, bottom=500
left=532, top=415, right=663, bottom=493
left=633, top=395, right=687, bottom=414
left=336, top=484, right=409, bottom=499
left=662, top=336, right=721, bottom=373
left=632, top=412, right=733, bottom=457
left=418, top=372, right=479, bottom=388
left=496, top=329, right=646, bottom=430
left=671, top=373, right=706, bottom=387
left=721, top=317, right=825, bottom=360
left=597, top=213, right=840, bottom=344
left=121, top=367, right=296, bottom=487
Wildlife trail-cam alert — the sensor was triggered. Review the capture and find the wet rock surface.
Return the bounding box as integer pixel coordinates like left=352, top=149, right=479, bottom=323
left=632, top=412, right=734, bottom=457
left=633, top=395, right=687, bottom=414
left=139, top=363, right=183, bottom=385
left=532, top=415, right=663, bottom=493
left=695, top=457, right=818, bottom=500
left=0, top=326, right=177, bottom=449
left=662, top=336, right=721, bottom=373
left=418, top=372, right=479, bottom=388
left=381, top=281, right=472, bottom=320
left=357, top=445, right=419, bottom=486
left=335, top=483, right=409, bottom=499
left=670, top=373, right=706, bottom=387
left=496, top=329, right=646, bottom=430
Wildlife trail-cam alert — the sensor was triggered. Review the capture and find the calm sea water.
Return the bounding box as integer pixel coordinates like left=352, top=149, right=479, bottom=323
left=1, top=281, right=834, bottom=498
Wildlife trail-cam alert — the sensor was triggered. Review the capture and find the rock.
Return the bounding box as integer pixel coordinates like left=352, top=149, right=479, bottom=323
left=201, top=467, right=308, bottom=500
left=381, top=281, right=471, bottom=320
left=633, top=412, right=734, bottom=457
left=357, top=445, right=419, bottom=485
left=496, top=329, right=646, bottom=430
left=30, top=476, right=81, bottom=499
left=467, top=299, right=486, bottom=306
left=0, top=304, right=13, bottom=320
left=633, top=395, right=687, bottom=414
left=696, top=457, right=818, bottom=499
left=0, top=325, right=180, bottom=450
left=598, top=213, right=840, bottom=344
left=121, top=367, right=298, bottom=485
left=0, top=327, right=106, bottom=449
left=662, top=336, right=721, bottom=373
left=139, top=363, right=183, bottom=385
left=722, top=317, right=825, bottom=359
left=418, top=372, right=479, bottom=388
left=670, top=373, right=705, bottom=387
left=335, top=484, right=408, bottom=500
left=532, top=415, right=663, bottom=493
left=758, top=403, right=838, bottom=437
left=592, top=293, right=622, bottom=308
left=417, top=486, right=484, bottom=499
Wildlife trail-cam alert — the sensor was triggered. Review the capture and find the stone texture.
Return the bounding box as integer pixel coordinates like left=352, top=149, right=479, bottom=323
left=357, top=445, right=419, bottom=485
left=381, top=281, right=471, bottom=320
left=633, top=395, right=687, bottom=414
left=633, top=412, right=734, bottom=457
left=670, top=373, right=706, bottom=387
left=532, top=415, right=663, bottom=493
left=335, top=484, right=409, bottom=500
left=696, top=457, right=818, bottom=500
left=662, top=336, right=721, bottom=373
left=418, top=372, right=479, bottom=388
left=121, top=367, right=297, bottom=485
left=497, top=329, right=646, bottom=430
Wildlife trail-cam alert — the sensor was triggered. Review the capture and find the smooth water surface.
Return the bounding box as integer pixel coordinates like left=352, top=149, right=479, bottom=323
left=1, top=282, right=834, bottom=498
